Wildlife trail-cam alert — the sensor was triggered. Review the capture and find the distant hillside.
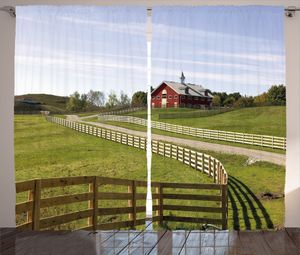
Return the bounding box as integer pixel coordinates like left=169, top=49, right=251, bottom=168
left=15, top=94, right=69, bottom=113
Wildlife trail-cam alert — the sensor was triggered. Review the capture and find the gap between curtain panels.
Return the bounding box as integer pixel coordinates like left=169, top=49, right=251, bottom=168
left=146, top=8, right=153, bottom=224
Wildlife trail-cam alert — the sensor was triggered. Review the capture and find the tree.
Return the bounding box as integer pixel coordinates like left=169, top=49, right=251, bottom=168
left=87, top=90, right=105, bottom=107
left=267, top=85, right=286, bottom=105
left=223, top=96, right=235, bottom=107
left=212, top=95, right=221, bottom=107
left=120, top=91, right=131, bottom=107
left=228, top=92, right=242, bottom=101
left=254, top=92, right=269, bottom=106
left=234, top=96, right=254, bottom=108
left=66, top=92, right=88, bottom=112
left=105, top=91, right=120, bottom=108
left=212, top=92, right=228, bottom=106
left=80, top=93, right=88, bottom=110
left=131, top=91, right=147, bottom=107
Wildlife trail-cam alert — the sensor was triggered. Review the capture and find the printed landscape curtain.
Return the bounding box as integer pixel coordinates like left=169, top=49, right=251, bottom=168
left=151, top=6, right=285, bottom=230
left=15, top=6, right=148, bottom=229
left=14, top=5, right=286, bottom=231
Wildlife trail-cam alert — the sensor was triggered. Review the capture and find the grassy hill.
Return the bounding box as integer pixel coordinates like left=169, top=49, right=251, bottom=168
left=15, top=94, right=68, bottom=113
left=128, top=106, right=286, bottom=137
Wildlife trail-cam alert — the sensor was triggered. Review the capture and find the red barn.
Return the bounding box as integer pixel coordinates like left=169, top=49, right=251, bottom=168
left=151, top=74, right=213, bottom=108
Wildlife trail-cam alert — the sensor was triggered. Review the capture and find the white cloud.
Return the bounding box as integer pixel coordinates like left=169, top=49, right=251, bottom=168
left=153, top=56, right=284, bottom=74
left=196, top=50, right=285, bottom=63
left=152, top=67, right=284, bottom=90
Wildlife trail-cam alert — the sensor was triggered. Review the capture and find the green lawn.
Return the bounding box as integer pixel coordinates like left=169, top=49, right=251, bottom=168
left=15, top=115, right=285, bottom=230
left=127, top=106, right=286, bottom=137
left=15, top=115, right=204, bottom=183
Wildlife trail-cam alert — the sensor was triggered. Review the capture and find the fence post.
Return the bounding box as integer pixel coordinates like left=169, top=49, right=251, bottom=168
left=89, top=177, right=99, bottom=230
left=27, top=190, right=33, bottom=227
left=208, top=156, right=212, bottom=177
left=32, top=179, right=41, bottom=230
left=213, top=159, right=216, bottom=183
left=217, top=161, right=221, bottom=184
left=157, top=183, right=163, bottom=227
left=221, top=184, right=228, bottom=230
left=202, top=154, right=205, bottom=172
left=128, top=180, right=136, bottom=228
left=93, top=177, right=99, bottom=231
left=220, top=166, right=224, bottom=185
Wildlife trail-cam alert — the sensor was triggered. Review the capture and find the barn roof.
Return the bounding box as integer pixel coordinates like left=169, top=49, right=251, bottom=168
left=152, top=81, right=213, bottom=98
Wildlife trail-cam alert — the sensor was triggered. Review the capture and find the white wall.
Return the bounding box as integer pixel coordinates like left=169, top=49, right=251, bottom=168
left=0, top=11, right=16, bottom=227
left=1, top=0, right=300, bottom=228
left=285, top=12, right=300, bottom=227
left=1, top=0, right=300, bottom=7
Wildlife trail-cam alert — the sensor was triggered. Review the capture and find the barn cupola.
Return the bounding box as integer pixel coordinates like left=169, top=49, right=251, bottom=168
left=180, top=71, right=185, bottom=84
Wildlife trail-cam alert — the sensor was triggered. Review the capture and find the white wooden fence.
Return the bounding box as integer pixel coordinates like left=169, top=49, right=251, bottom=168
left=98, top=115, right=286, bottom=150
left=46, top=116, right=227, bottom=185
left=98, top=107, right=146, bottom=116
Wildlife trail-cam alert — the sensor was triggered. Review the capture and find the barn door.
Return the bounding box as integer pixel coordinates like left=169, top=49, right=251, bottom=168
left=162, top=89, right=167, bottom=108
left=162, top=98, right=167, bottom=108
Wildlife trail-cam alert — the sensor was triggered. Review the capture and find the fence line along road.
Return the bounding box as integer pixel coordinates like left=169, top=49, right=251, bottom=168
left=40, top=116, right=228, bottom=230
left=46, top=116, right=227, bottom=186
left=16, top=176, right=228, bottom=231
left=98, top=115, right=286, bottom=150
left=98, top=106, right=146, bottom=116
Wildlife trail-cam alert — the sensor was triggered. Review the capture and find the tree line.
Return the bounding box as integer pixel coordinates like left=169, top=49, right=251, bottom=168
left=212, top=85, right=286, bottom=108
left=66, top=90, right=147, bottom=112
left=66, top=85, right=285, bottom=112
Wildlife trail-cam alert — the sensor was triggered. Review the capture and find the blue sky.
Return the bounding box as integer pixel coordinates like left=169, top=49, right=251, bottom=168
left=15, top=6, right=285, bottom=97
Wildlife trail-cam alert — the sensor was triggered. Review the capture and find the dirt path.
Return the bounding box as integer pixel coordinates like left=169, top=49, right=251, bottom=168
left=66, top=115, right=285, bottom=166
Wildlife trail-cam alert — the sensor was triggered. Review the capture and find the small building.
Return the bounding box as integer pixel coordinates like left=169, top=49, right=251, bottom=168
left=151, top=72, right=213, bottom=108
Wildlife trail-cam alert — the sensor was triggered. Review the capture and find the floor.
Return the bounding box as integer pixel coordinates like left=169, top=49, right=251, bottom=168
left=1, top=228, right=300, bottom=255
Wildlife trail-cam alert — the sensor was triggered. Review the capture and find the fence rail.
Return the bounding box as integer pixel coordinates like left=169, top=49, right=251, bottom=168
left=98, top=106, right=146, bottom=116
left=46, top=116, right=227, bottom=185
left=16, top=176, right=227, bottom=231
left=158, top=108, right=233, bottom=119
left=98, top=115, right=286, bottom=150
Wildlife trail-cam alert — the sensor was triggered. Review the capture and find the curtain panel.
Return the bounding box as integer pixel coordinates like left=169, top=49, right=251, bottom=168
left=14, top=5, right=285, bottom=231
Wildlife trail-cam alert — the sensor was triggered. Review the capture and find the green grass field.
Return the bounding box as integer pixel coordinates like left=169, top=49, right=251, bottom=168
left=15, top=115, right=208, bottom=183
left=15, top=115, right=285, bottom=230
left=127, top=106, right=286, bottom=137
